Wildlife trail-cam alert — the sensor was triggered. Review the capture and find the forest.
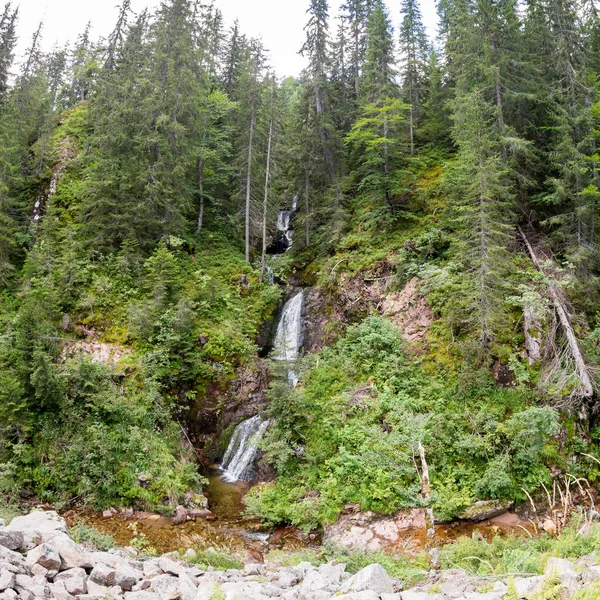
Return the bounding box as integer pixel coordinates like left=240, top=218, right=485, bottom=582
left=0, top=0, right=600, bottom=537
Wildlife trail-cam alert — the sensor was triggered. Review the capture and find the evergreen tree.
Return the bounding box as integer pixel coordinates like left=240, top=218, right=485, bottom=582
left=398, top=0, right=429, bottom=154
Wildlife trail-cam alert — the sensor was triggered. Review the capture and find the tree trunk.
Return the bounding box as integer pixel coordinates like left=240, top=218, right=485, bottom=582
left=245, top=106, right=255, bottom=263
left=195, top=155, right=204, bottom=233
left=260, top=119, right=273, bottom=282
left=305, top=170, right=310, bottom=248
left=383, top=116, right=390, bottom=204
left=518, top=226, right=594, bottom=399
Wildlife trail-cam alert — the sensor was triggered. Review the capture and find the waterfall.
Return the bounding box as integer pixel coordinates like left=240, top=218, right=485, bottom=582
left=221, top=415, right=270, bottom=483
left=276, top=209, right=294, bottom=250
left=272, top=290, right=304, bottom=386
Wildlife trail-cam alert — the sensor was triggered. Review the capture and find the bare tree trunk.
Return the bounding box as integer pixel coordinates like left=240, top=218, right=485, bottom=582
left=305, top=170, right=310, bottom=248
left=419, top=442, right=438, bottom=569
left=383, top=116, right=390, bottom=204
left=409, top=104, right=415, bottom=157
left=245, top=106, right=256, bottom=263
left=196, top=155, right=205, bottom=233
left=260, top=119, right=273, bottom=282
left=518, top=226, right=594, bottom=399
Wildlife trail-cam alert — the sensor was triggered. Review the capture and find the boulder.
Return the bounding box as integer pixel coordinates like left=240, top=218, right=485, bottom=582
left=242, top=564, right=265, bottom=577
left=89, top=563, right=137, bottom=591
left=14, top=573, right=49, bottom=599
left=0, top=531, right=24, bottom=551
left=50, top=534, right=92, bottom=571
left=514, top=576, right=544, bottom=598
left=8, top=512, right=68, bottom=535
left=26, top=544, right=61, bottom=571
left=48, top=581, right=76, bottom=600
left=276, top=567, right=302, bottom=588
left=340, top=564, right=393, bottom=595
left=124, top=593, right=159, bottom=600
left=0, top=590, right=17, bottom=600
left=158, top=557, right=185, bottom=577
left=300, top=562, right=346, bottom=594
left=172, top=506, right=188, bottom=526
left=85, top=580, right=114, bottom=599
left=146, top=574, right=180, bottom=599
left=54, top=567, right=88, bottom=596
left=582, top=566, right=600, bottom=584
left=544, top=557, right=580, bottom=594
left=457, top=500, right=514, bottom=522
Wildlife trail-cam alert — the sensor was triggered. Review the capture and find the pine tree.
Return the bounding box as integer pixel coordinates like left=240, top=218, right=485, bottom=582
left=0, top=2, right=17, bottom=104
left=398, top=0, right=428, bottom=154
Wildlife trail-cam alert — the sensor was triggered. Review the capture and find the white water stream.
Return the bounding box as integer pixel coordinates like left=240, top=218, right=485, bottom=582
left=220, top=415, right=270, bottom=483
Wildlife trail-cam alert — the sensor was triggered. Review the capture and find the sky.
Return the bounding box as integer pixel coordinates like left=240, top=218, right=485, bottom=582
left=14, top=0, right=439, bottom=77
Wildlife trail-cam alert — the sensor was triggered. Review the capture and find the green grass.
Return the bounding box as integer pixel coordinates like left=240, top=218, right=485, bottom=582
left=187, top=549, right=243, bottom=571
left=70, top=522, right=115, bottom=551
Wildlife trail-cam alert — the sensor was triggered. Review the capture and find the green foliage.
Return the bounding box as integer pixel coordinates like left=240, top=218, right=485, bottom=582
left=441, top=517, right=600, bottom=576
left=573, top=582, right=600, bottom=600
left=251, top=316, right=558, bottom=529
left=188, top=549, right=243, bottom=571
left=70, top=522, right=115, bottom=551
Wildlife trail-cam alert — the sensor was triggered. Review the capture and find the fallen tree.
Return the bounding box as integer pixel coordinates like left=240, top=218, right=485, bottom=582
left=517, top=225, right=594, bottom=401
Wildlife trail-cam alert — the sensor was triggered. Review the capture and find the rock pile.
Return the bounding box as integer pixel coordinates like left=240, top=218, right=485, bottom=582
left=1, top=511, right=600, bottom=599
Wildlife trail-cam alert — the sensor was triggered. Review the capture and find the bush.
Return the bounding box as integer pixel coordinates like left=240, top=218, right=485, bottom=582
left=70, top=522, right=115, bottom=551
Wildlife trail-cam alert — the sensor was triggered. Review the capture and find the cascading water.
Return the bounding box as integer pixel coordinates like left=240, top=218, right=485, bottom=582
left=220, top=415, right=270, bottom=483
left=219, top=200, right=305, bottom=483
left=272, top=291, right=304, bottom=387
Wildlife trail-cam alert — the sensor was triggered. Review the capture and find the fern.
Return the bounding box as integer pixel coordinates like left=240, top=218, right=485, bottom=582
left=503, top=577, right=519, bottom=600
left=530, top=573, right=563, bottom=600
left=573, top=582, right=600, bottom=600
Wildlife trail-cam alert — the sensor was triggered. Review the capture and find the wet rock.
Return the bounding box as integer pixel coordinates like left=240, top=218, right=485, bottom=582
left=458, top=500, right=514, bottom=522
left=172, top=506, right=188, bottom=526
left=187, top=509, right=215, bottom=520
left=26, top=544, right=61, bottom=572
left=340, top=564, right=393, bottom=595
left=54, top=568, right=87, bottom=596
left=0, top=531, right=24, bottom=552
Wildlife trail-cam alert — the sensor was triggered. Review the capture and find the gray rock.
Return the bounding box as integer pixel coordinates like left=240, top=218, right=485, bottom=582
left=380, top=594, right=402, bottom=600
left=0, top=531, right=24, bottom=551
left=14, top=573, right=49, bottom=599
left=124, top=593, right=158, bottom=600
left=243, top=564, right=265, bottom=577
left=89, top=563, right=137, bottom=591
left=48, top=581, right=75, bottom=600
left=514, top=576, right=544, bottom=598
left=276, top=567, right=302, bottom=588
left=85, top=580, right=113, bottom=599
left=0, top=546, right=26, bottom=568
left=545, top=557, right=580, bottom=594
left=582, top=565, right=600, bottom=584
left=8, top=512, right=68, bottom=535
left=0, top=570, right=15, bottom=592
left=301, top=562, right=346, bottom=594
left=145, top=574, right=180, bottom=599
left=401, top=591, right=445, bottom=600
left=31, top=564, right=49, bottom=580
left=340, top=564, right=393, bottom=595
left=179, top=572, right=197, bottom=600
left=195, top=582, right=222, bottom=599
left=27, top=543, right=61, bottom=571
left=335, top=592, right=380, bottom=600
left=439, top=579, right=468, bottom=598
left=463, top=593, right=504, bottom=600
left=457, top=500, right=514, bottom=522
left=54, top=568, right=88, bottom=596
left=51, top=535, right=92, bottom=571
left=158, top=557, right=185, bottom=577
left=142, top=560, right=162, bottom=579
left=0, top=590, right=17, bottom=600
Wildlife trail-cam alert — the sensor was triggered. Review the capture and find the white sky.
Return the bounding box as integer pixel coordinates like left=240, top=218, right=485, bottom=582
left=15, top=0, right=439, bottom=77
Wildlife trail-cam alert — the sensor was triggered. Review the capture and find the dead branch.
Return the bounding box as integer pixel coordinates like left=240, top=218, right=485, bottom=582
left=517, top=226, right=594, bottom=400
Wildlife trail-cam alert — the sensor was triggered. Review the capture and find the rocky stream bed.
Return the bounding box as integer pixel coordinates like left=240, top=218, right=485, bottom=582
left=1, top=510, right=600, bottom=599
